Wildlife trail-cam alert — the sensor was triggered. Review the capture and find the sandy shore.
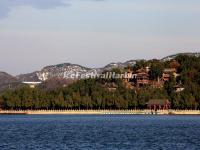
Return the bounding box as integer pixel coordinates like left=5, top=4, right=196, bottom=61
left=1, top=109, right=200, bottom=115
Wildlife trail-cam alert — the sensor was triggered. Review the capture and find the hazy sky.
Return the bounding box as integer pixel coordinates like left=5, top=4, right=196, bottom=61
left=0, top=0, right=200, bottom=75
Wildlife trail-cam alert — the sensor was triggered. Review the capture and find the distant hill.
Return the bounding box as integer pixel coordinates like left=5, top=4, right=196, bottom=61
left=16, top=60, right=138, bottom=82
left=0, top=72, right=20, bottom=92
left=1, top=52, right=200, bottom=85
left=17, top=63, right=98, bottom=82
left=161, top=52, right=200, bottom=61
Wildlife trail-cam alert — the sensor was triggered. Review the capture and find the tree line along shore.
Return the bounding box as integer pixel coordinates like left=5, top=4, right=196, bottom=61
left=0, top=55, right=200, bottom=110
left=1, top=110, right=200, bottom=115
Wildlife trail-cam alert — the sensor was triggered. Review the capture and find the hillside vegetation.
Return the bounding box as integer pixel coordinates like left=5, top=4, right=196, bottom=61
left=1, top=55, right=200, bottom=110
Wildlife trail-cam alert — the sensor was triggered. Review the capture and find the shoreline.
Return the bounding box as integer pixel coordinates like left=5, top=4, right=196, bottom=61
left=1, top=109, right=200, bottom=115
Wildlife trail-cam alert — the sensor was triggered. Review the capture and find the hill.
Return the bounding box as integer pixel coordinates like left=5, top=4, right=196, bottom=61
left=0, top=72, right=20, bottom=92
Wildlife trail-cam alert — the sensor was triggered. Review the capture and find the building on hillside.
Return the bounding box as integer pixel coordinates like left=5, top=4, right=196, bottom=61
left=163, top=68, right=177, bottom=73
left=136, top=68, right=150, bottom=87
left=174, top=85, right=185, bottom=92
left=162, top=68, right=179, bottom=81
left=122, top=66, right=182, bottom=89
left=22, top=81, right=42, bottom=88
left=146, top=99, right=171, bottom=110
left=162, top=73, right=171, bottom=81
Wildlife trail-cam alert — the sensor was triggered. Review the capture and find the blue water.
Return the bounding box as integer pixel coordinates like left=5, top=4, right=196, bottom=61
left=0, top=115, right=200, bottom=150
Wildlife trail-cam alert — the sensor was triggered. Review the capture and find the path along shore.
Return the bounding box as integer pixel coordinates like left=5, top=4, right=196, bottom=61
left=1, top=110, right=200, bottom=115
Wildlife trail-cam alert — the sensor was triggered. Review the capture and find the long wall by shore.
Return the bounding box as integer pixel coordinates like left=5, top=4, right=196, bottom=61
left=1, top=109, right=200, bottom=115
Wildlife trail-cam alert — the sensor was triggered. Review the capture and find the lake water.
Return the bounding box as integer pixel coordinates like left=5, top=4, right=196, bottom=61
left=0, top=115, right=200, bottom=150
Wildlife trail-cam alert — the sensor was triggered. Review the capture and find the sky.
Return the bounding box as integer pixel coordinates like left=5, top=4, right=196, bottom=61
left=0, top=0, right=200, bottom=75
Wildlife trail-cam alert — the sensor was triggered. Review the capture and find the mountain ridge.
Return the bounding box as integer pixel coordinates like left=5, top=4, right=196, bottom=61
left=16, top=60, right=138, bottom=82
left=2, top=52, right=200, bottom=83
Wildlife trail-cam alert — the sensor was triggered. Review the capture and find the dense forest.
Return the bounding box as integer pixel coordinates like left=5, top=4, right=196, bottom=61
left=1, top=55, right=200, bottom=110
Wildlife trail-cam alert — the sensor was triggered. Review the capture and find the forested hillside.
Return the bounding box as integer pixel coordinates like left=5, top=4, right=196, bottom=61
left=0, top=55, right=200, bottom=110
